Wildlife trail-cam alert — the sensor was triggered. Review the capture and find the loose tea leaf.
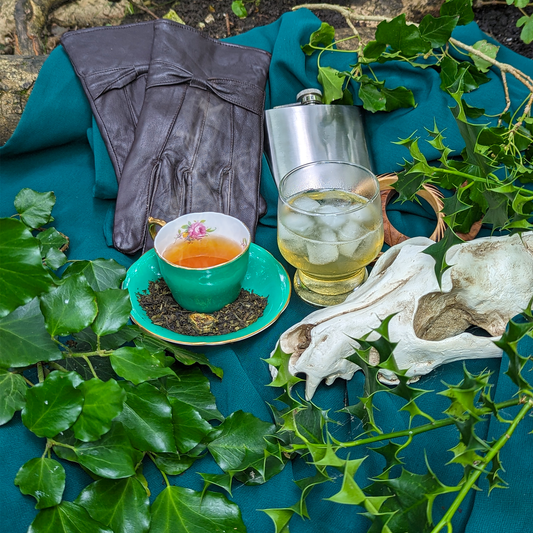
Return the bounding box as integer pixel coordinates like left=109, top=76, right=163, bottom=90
left=137, top=279, right=268, bottom=336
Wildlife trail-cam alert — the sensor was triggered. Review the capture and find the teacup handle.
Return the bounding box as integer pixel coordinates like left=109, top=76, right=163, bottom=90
left=148, top=217, right=167, bottom=240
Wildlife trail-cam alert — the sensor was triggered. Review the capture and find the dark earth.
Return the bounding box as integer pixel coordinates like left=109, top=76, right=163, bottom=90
left=121, top=0, right=532, bottom=59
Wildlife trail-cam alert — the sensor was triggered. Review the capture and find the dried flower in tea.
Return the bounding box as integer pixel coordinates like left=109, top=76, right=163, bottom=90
left=137, top=279, right=268, bottom=336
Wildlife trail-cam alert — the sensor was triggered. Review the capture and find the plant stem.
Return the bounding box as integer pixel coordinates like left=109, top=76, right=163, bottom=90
left=48, top=439, right=76, bottom=451
left=37, top=362, right=44, bottom=383
left=48, top=361, right=68, bottom=372
left=431, top=398, right=533, bottom=533
left=82, top=355, right=98, bottom=379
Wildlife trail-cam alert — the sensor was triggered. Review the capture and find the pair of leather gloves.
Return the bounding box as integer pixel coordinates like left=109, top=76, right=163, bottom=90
left=61, top=20, right=271, bottom=254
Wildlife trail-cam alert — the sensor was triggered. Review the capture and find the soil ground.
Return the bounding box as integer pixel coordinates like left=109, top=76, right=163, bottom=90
left=119, top=1, right=532, bottom=59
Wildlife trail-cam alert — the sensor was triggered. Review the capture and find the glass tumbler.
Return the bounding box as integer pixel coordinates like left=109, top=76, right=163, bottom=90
left=277, top=160, right=383, bottom=307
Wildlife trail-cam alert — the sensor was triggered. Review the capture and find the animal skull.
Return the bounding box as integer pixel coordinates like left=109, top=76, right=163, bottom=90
left=274, top=232, right=533, bottom=400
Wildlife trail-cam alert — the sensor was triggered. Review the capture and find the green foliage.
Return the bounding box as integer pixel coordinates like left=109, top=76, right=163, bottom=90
left=231, top=0, right=260, bottom=20
left=1, top=190, right=283, bottom=532
left=301, top=1, right=533, bottom=281
left=264, top=313, right=533, bottom=533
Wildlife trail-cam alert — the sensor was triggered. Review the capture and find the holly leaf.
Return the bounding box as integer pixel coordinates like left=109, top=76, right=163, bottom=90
left=440, top=0, right=475, bottom=25
left=15, top=457, right=65, bottom=509
left=469, top=40, right=499, bottom=72
left=419, top=14, right=458, bottom=48
left=261, top=507, right=294, bottom=533
left=0, top=298, right=61, bottom=369
left=136, top=335, right=222, bottom=378
left=170, top=396, right=214, bottom=453
left=422, top=227, right=464, bottom=287
left=72, top=378, right=125, bottom=442
left=375, top=14, right=431, bottom=56
left=301, top=22, right=335, bottom=55
left=441, top=193, right=473, bottom=226
left=317, top=66, right=345, bottom=104
left=0, top=369, right=27, bottom=424
left=28, top=501, right=113, bottom=533
left=494, top=318, right=533, bottom=390
left=482, top=190, right=509, bottom=229
left=109, top=346, right=176, bottom=384
left=207, top=410, right=276, bottom=472
left=74, top=423, right=142, bottom=479
left=115, top=381, right=176, bottom=453
left=326, top=458, right=373, bottom=506
left=14, top=189, right=56, bottom=229
left=40, top=273, right=97, bottom=336
left=160, top=367, right=223, bottom=422
left=76, top=476, right=150, bottom=533
left=263, top=344, right=304, bottom=390
left=150, top=487, right=246, bottom=533
left=91, top=288, right=132, bottom=337
left=22, top=371, right=84, bottom=438
left=64, top=259, right=127, bottom=291
left=0, top=218, right=55, bottom=318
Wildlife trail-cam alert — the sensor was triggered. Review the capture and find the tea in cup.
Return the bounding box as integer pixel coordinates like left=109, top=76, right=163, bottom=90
left=149, top=212, right=251, bottom=313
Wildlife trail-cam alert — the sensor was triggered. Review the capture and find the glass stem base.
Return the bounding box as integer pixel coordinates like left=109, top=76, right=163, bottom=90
left=294, top=268, right=368, bottom=307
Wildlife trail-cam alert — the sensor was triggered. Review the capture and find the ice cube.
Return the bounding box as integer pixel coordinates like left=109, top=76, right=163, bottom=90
left=348, top=202, right=381, bottom=230
left=319, top=227, right=338, bottom=242
left=315, top=206, right=348, bottom=229
left=307, top=242, right=339, bottom=265
left=292, top=195, right=321, bottom=212
left=338, top=219, right=366, bottom=241
left=281, top=211, right=315, bottom=237
left=278, top=222, right=306, bottom=254
left=339, top=239, right=360, bottom=258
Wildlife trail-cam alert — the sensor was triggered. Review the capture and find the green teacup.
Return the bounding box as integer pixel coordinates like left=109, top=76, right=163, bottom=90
left=149, top=212, right=251, bottom=313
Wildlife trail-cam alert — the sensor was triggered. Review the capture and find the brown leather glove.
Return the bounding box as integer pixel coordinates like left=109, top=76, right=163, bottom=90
left=61, top=22, right=154, bottom=182
left=112, top=20, right=271, bottom=254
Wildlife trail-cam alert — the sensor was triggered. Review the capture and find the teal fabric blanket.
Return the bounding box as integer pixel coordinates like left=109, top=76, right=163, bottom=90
left=1, top=9, right=532, bottom=532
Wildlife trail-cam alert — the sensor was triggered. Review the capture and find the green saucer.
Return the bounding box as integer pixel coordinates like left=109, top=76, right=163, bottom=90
left=123, top=244, right=291, bottom=345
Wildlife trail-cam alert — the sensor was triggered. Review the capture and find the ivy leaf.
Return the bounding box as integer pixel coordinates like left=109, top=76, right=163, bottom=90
left=440, top=0, right=475, bottom=25
left=160, top=367, right=223, bottom=422
left=109, top=346, right=176, bottom=384
left=0, top=368, right=27, bottom=424
left=150, top=486, right=246, bottom=533
left=207, top=410, right=276, bottom=472
left=64, top=259, right=127, bottom=291
left=75, top=325, right=140, bottom=352
left=170, top=396, right=214, bottom=453
left=362, top=40, right=386, bottom=61
left=74, top=423, right=142, bottom=479
left=382, top=85, right=415, bottom=112
left=358, top=77, right=386, bottom=112
left=0, top=298, right=61, bottom=369
left=91, top=289, right=132, bottom=337
left=76, top=476, right=150, bottom=533
left=375, top=14, right=431, bottom=56
left=14, top=457, right=65, bottom=509
left=40, top=273, right=97, bottom=336
left=28, top=501, right=113, bottom=533
left=317, top=66, right=345, bottom=104
left=422, top=227, right=464, bottom=287
left=14, top=189, right=56, bottom=229
left=44, top=247, right=67, bottom=270
left=36, top=227, right=68, bottom=257
left=419, top=14, right=458, bottom=48
left=22, top=371, right=84, bottom=438
left=136, top=335, right=223, bottom=378
left=0, top=218, right=55, bottom=318
left=115, top=381, right=176, bottom=453
left=469, top=40, right=499, bottom=72
left=72, top=378, right=126, bottom=442
left=301, top=22, right=335, bottom=55
left=149, top=452, right=196, bottom=475
left=517, top=15, right=533, bottom=45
